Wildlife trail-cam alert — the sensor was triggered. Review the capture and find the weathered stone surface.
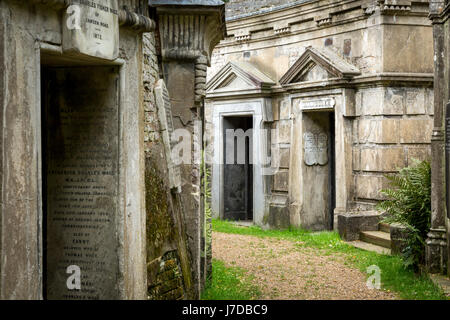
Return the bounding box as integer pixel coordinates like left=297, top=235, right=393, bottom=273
left=279, top=148, right=290, bottom=169
left=279, top=99, right=291, bottom=120
left=427, top=0, right=449, bottom=276
left=399, top=119, right=433, bottom=144
left=358, top=119, right=399, bottom=144
left=273, top=171, right=289, bottom=192
left=406, top=89, right=426, bottom=115
left=267, top=205, right=290, bottom=229
left=390, top=223, right=409, bottom=255
left=353, top=148, right=361, bottom=171
left=62, top=0, right=119, bottom=60
left=277, top=120, right=291, bottom=144
left=407, top=147, right=431, bottom=165
left=356, top=175, right=387, bottom=200
left=338, top=212, right=381, bottom=241
left=44, top=67, right=121, bottom=300
left=360, top=148, right=405, bottom=172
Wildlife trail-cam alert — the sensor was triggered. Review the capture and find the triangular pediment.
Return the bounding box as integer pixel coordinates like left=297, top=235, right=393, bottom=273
left=280, top=46, right=360, bottom=85
left=207, top=61, right=275, bottom=94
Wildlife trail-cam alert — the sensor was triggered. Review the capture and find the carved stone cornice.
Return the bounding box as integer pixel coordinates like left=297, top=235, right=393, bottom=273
left=151, top=1, right=226, bottom=102
left=152, top=6, right=225, bottom=64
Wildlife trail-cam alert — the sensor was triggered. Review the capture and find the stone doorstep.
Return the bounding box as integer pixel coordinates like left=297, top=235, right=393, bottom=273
left=429, top=274, right=450, bottom=298
left=360, top=230, right=392, bottom=249
left=347, top=240, right=391, bottom=255
left=232, top=220, right=253, bottom=227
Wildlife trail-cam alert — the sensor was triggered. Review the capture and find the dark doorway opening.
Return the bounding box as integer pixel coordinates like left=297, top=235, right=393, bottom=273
left=223, top=116, right=253, bottom=222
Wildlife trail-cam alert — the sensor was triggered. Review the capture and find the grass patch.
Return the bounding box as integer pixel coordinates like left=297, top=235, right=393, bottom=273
left=212, top=219, right=447, bottom=300
left=201, top=259, right=261, bottom=300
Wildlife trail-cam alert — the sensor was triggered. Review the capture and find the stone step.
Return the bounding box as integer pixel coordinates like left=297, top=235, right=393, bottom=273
left=347, top=240, right=391, bottom=255
left=379, top=222, right=390, bottom=233
left=360, top=231, right=391, bottom=249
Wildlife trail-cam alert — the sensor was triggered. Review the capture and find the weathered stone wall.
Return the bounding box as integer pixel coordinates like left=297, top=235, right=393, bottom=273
left=0, top=0, right=150, bottom=299
left=353, top=87, right=434, bottom=204
left=142, top=32, right=194, bottom=299
left=224, top=0, right=303, bottom=19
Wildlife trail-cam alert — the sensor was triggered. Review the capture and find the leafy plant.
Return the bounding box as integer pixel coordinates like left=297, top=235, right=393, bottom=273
left=202, top=152, right=213, bottom=280
left=376, top=160, right=431, bottom=271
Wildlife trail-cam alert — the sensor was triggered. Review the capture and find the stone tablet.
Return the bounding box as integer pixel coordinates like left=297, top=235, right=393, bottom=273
left=304, top=132, right=317, bottom=166
left=63, top=0, right=119, bottom=60
left=303, top=132, right=328, bottom=166
left=300, top=97, right=335, bottom=111
left=44, top=67, right=120, bottom=300
left=154, top=79, right=182, bottom=191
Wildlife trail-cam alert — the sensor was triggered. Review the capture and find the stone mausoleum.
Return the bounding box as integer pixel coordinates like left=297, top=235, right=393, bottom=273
left=0, top=0, right=225, bottom=299
left=205, top=0, right=435, bottom=231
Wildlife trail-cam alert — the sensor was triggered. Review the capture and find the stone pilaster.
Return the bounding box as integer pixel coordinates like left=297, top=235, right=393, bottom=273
left=151, top=0, right=225, bottom=298
left=427, top=0, right=448, bottom=274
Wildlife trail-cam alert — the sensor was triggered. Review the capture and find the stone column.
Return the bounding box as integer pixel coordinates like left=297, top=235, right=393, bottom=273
left=151, top=0, right=225, bottom=297
left=427, top=0, right=448, bottom=274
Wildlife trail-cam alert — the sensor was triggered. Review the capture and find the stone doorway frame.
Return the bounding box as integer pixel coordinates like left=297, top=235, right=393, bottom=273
left=289, top=89, right=353, bottom=230
left=211, top=98, right=272, bottom=226
left=36, top=43, right=146, bottom=299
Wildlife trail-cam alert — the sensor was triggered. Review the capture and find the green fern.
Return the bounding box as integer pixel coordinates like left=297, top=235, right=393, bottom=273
left=376, top=160, right=431, bottom=271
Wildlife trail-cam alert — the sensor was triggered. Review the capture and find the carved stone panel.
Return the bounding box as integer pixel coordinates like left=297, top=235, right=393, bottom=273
left=300, top=97, right=335, bottom=111
left=62, top=0, right=119, bottom=60
left=304, top=132, right=328, bottom=166
left=43, top=67, right=120, bottom=300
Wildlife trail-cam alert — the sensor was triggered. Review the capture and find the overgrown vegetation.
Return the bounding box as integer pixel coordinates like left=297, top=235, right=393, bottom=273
left=201, top=259, right=261, bottom=300
left=202, top=154, right=213, bottom=279
left=377, top=160, right=431, bottom=271
left=210, top=219, right=447, bottom=300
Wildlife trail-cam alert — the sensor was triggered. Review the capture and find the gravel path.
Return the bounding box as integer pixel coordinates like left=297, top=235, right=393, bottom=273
left=213, top=231, right=397, bottom=300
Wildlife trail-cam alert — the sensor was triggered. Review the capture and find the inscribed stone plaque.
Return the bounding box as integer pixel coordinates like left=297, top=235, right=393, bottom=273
left=154, top=79, right=182, bottom=191
left=44, top=67, right=120, bottom=300
left=300, top=97, right=335, bottom=111
left=303, top=132, right=328, bottom=166
left=63, top=0, right=119, bottom=60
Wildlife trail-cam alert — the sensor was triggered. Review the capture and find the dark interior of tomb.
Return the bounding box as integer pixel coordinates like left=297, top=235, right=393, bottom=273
left=223, top=116, right=253, bottom=222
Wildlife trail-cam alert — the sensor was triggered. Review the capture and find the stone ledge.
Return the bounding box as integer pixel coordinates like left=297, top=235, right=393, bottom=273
left=338, top=211, right=382, bottom=241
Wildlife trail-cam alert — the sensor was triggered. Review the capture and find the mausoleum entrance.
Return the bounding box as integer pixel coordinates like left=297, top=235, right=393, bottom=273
left=41, top=63, right=121, bottom=300
left=223, top=116, right=253, bottom=222
left=301, top=110, right=336, bottom=230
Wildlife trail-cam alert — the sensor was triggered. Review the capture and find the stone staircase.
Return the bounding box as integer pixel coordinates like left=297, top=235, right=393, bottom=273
left=348, top=223, right=392, bottom=255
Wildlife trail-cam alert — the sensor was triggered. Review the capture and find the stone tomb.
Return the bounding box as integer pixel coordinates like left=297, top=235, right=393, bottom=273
left=43, top=67, right=120, bottom=300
